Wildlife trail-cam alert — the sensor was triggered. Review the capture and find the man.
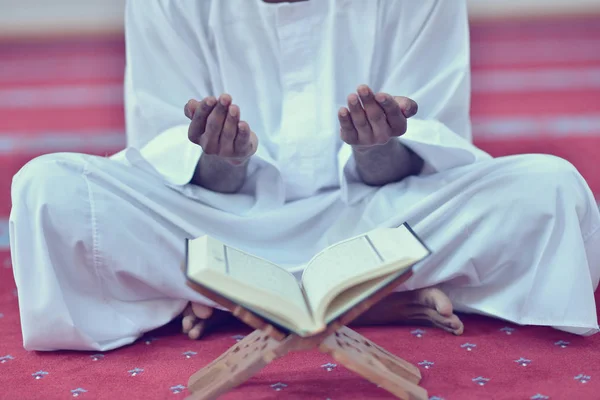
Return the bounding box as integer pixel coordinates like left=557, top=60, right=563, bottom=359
left=10, top=0, right=600, bottom=351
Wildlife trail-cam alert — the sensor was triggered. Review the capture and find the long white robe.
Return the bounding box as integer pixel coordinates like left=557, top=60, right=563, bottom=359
left=9, top=0, right=600, bottom=351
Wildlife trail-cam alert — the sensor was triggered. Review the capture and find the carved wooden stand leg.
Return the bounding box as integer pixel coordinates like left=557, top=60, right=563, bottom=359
left=319, top=326, right=427, bottom=400
left=186, top=325, right=427, bottom=400
left=186, top=329, right=285, bottom=400
left=185, top=268, right=428, bottom=399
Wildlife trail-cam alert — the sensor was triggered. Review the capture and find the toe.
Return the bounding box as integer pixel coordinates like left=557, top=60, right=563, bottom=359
left=449, top=314, right=465, bottom=336
left=422, top=308, right=464, bottom=335
left=182, top=315, right=198, bottom=334
left=188, top=321, right=206, bottom=340
left=192, top=303, right=213, bottom=319
left=415, top=287, right=454, bottom=317
left=396, top=304, right=464, bottom=335
left=182, top=304, right=197, bottom=333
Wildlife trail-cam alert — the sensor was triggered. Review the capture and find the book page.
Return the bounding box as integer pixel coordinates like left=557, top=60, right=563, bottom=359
left=301, top=225, right=430, bottom=322
left=224, top=245, right=306, bottom=306
left=322, top=274, right=392, bottom=322
left=300, top=236, right=382, bottom=316
left=187, top=236, right=311, bottom=324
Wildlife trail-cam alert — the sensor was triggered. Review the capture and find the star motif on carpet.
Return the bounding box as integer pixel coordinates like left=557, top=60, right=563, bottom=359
left=0, top=355, right=14, bottom=363
left=182, top=351, right=197, bottom=359
left=500, top=326, right=516, bottom=335
left=143, top=336, right=158, bottom=345
left=70, top=388, right=87, bottom=397
left=461, top=343, right=477, bottom=351
left=411, top=329, right=425, bottom=338
left=128, top=368, right=144, bottom=376
left=170, top=384, right=186, bottom=394
left=472, top=376, right=490, bottom=386
left=270, top=382, right=288, bottom=391
left=574, top=374, right=591, bottom=383
left=514, top=357, right=532, bottom=366
left=321, top=362, right=337, bottom=371
left=32, top=370, right=49, bottom=379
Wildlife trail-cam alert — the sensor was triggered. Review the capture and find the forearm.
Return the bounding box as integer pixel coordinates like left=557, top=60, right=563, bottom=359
left=353, top=139, right=423, bottom=186
left=191, top=153, right=249, bottom=193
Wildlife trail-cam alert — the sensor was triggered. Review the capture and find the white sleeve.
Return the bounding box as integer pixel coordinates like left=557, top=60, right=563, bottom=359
left=338, top=0, right=491, bottom=203
left=124, top=0, right=283, bottom=198
left=123, top=0, right=213, bottom=186
left=125, top=0, right=212, bottom=185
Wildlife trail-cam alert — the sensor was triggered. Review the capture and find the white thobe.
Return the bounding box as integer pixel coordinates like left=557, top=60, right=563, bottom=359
left=9, top=0, right=600, bottom=351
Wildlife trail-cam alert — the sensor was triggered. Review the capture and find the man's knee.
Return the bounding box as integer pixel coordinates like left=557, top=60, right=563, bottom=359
left=11, top=153, right=88, bottom=217
left=505, top=154, right=585, bottom=194
left=515, top=153, right=579, bottom=177
left=497, top=154, right=594, bottom=220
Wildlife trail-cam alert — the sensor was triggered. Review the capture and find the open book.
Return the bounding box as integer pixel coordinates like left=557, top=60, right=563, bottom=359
left=185, top=223, right=431, bottom=337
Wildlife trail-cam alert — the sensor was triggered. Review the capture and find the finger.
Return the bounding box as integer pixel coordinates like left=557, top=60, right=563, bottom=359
left=219, top=104, right=240, bottom=157
left=347, top=93, right=373, bottom=145
left=375, top=93, right=407, bottom=136
left=187, top=97, right=217, bottom=144
left=234, top=121, right=252, bottom=157
left=358, top=84, right=392, bottom=144
left=201, top=94, right=231, bottom=154
left=393, top=96, right=419, bottom=118
left=338, top=107, right=359, bottom=145
left=184, top=99, right=201, bottom=119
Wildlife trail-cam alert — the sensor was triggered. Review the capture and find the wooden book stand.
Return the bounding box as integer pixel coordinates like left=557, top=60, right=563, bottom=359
left=185, top=269, right=428, bottom=400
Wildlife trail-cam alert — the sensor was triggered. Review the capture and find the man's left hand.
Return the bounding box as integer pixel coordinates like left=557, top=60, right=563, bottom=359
left=338, top=84, right=418, bottom=150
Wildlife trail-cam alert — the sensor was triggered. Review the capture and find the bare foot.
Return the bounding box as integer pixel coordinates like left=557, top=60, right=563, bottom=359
left=181, top=302, right=230, bottom=340
left=353, top=287, right=464, bottom=335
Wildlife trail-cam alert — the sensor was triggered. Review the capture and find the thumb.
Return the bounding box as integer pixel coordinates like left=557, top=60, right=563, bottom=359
left=394, top=96, right=418, bottom=118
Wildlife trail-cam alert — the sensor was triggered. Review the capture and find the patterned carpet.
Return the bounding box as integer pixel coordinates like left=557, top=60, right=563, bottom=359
left=0, top=16, right=599, bottom=400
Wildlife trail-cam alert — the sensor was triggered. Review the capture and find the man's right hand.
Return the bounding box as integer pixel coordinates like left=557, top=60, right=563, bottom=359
left=185, top=94, right=258, bottom=165
left=185, top=94, right=257, bottom=193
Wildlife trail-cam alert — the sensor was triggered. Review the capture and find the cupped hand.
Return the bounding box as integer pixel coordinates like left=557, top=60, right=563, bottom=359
left=185, top=94, right=258, bottom=164
left=338, top=84, right=418, bottom=150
